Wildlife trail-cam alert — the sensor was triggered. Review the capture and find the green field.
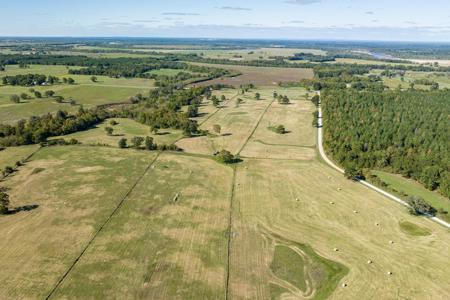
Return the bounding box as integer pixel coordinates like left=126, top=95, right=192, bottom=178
left=0, top=65, right=153, bottom=123
left=0, top=145, right=40, bottom=170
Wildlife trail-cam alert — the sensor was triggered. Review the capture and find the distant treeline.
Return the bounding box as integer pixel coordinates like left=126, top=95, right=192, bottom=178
left=0, top=108, right=109, bottom=146
left=321, top=88, right=450, bottom=198
left=0, top=54, right=234, bottom=80
left=2, top=74, right=60, bottom=86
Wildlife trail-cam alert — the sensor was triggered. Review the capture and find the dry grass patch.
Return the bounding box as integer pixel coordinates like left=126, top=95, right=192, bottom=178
left=0, top=146, right=156, bottom=299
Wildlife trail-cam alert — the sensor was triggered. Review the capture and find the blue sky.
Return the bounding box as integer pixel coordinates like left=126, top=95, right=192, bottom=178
left=1, top=0, right=450, bottom=41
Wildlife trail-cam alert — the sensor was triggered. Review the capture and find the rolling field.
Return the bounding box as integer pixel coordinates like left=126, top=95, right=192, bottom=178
left=0, top=84, right=449, bottom=299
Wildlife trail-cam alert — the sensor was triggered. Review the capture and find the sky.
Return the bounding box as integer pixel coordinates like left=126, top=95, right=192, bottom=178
left=1, top=0, right=450, bottom=41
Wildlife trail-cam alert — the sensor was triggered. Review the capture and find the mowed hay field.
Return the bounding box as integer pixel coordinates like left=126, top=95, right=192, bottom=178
left=230, top=159, right=450, bottom=299
left=0, top=146, right=157, bottom=299
left=191, top=63, right=313, bottom=87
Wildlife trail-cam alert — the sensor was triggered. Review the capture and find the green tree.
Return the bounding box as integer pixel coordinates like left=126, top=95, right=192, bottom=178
left=118, top=138, right=127, bottom=148
left=45, top=90, right=55, bottom=98
left=20, top=93, right=28, bottom=100
left=90, top=76, right=97, bottom=82
left=215, top=149, right=238, bottom=164
left=10, top=95, right=20, bottom=103
left=34, top=91, right=42, bottom=98
left=255, top=93, right=261, bottom=100
left=131, top=136, right=144, bottom=148
left=213, top=124, right=221, bottom=135
left=407, top=196, right=437, bottom=216
left=104, top=126, right=114, bottom=136
left=144, top=136, right=156, bottom=150
left=0, top=191, right=10, bottom=214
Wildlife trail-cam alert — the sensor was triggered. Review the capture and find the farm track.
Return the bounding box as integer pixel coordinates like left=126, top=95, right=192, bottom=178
left=317, top=97, right=450, bottom=230
left=45, top=152, right=162, bottom=299
left=225, top=166, right=237, bottom=300
left=237, top=98, right=275, bottom=155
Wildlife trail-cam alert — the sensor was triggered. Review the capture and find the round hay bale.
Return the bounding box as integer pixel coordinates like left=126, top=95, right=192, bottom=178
left=367, top=260, right=372, bottom=264
left=342, top=283, right=347, bottom=287
left=329, top=201, right=335, bottom=204
left=387, top=271, right=392, bottom=275
left=337, top=187, right=342, bottom=191
left=353, top=210, right=358, bottom=214
left=389, top=240, right=394, bottom=244
left=375, top=222, right=380, bottom=226
left=333, top=248, right=339, bottom=252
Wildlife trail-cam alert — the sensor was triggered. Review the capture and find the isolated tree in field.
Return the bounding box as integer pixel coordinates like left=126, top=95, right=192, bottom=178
left=110, top=120, right=118, bottom=126
left=70, top=99, right=77, bottom=106
left=2, top=166, right=14, bottom=177
left=255, top=93, right=261, bottom=100
left=55, top=96, right=64, bottom=103
left=10, top=95, right=20, bottom=103
left=0, top=191, right=10, bottom=214
left=273, top=91, right=278, bottom=99
left=63, top=78, right=68, bottom=84
left=213, top=124, right=221, bottom=135
left=104, top=126, right=114, bottom=136
left=118, top=138, right=127, bottom=148
left=274, top=125, right=286, bottom=134
left=90, top=76, right=97, bottom=82
left=29, top=88, right=35, bottom=93
left=407, top=196, right=437, bottom=216
left=34, top=91, right=42, bottom=98
left=215, top=149, right=238, bottom=164
left=45, top=90, right=55, bottom=98
left=235, top=98, right=243, bottom=107
left=67, top=78, right=75, bottom=84
left=20, top=93, right=28, bottom=100
left=221, top=95, right=226, bottom=101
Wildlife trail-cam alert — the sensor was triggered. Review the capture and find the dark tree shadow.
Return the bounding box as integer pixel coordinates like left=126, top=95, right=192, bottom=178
left=156, top=132, right=170, bottom=136
left=7, top=204, right=39, bottom=215
left=221, top=133, right=232, bottom=137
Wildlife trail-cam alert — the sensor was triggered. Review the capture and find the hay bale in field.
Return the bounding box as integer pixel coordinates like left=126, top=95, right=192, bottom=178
left=375, top=222, right=380, bottom=226
left=333, top=247, right=339, bottom=252
left=389, top=240, right=394, bottom=244
left=353, top=210, right=358, bottom=214
left=337, top=187, right=342, bottom=191
left=342, top=283, right=347, bottom=287
left=367, top=260, right=373, bottom=264
left=387, top=271, right=393, bottom=275
left=329, top=201, right=335, bottom=204
left=172, top=193, right=179, bottom=202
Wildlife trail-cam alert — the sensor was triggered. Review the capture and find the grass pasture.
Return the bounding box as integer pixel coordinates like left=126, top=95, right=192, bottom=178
left=0, top=64, right=152, bottom=123
left=50, top=152, right=233, bottom=299
left=55, top=118, right=183, bottom=147
left=176, top=89, right=272, bottom=155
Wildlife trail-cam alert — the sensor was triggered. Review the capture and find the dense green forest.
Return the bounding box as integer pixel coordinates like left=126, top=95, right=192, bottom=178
left=321, top=88, right=450, bottom=198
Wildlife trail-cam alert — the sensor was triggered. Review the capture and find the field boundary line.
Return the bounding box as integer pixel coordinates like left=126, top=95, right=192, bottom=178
left=237, top=98, right=275, bottom=155
left=225, top=166, right=237, bottom=300
left=0, top=145, right=42, bottom=181
left=45, top=151, right=161, bottom=299
left=199, top=92, right=239, bottom=126
left=317, top=95, right=450, bottom=230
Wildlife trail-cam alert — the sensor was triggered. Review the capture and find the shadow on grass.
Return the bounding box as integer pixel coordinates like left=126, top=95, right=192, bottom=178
left=7, top=204, right=39, bottom=215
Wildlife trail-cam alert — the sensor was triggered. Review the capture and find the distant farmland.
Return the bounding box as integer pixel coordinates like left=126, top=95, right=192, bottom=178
left=190, top=63, right=313, bottom=86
